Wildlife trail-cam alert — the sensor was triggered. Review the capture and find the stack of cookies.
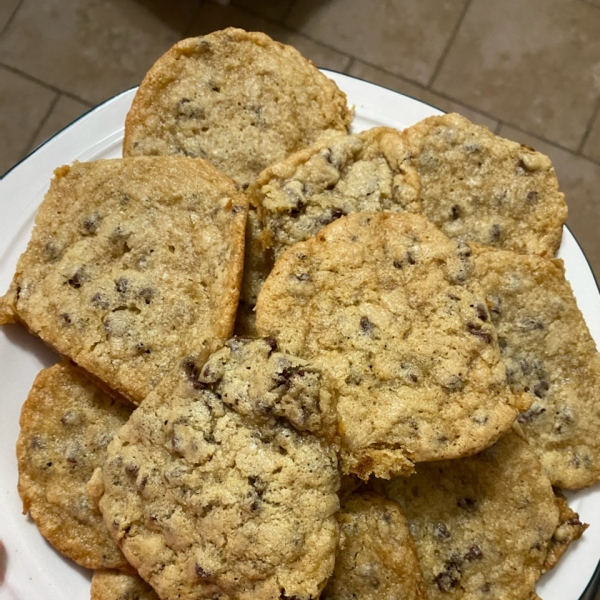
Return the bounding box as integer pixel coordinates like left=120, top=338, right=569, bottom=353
left=2, top=27, right=599, bottom=600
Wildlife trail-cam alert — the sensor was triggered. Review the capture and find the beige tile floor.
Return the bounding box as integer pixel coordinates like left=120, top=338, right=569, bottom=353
left=1, top=1, right=600, bottom=595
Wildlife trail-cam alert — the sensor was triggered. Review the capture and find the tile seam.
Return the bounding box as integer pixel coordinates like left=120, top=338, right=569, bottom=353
left=0, top=62, right=94, bottom=107
left=577, top=95, right=600, bottom=155
left=21, top=91, right=60, bottom=157
left=1, top=0, right=24, bottom=36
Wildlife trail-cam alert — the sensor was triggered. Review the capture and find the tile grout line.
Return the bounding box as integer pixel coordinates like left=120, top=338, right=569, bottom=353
left=21, top=92, right=60, bottom=157
left=0, top=62, right=94, bottom=108
left=577, top=95, right=600, bottom=154
left=344, top=57, right=356, bottom=74
left=426, top=0, right=473, bottom=89
left=1, top=0, right=24, bottom=36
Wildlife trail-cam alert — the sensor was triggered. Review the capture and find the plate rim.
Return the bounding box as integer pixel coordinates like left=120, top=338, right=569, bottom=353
left=0, top=69, right=598, bottom=600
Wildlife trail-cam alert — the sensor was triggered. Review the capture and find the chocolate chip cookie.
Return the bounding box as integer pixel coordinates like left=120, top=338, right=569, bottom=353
left=256, top=212, right=528, bottom=478
left=402, top=113, right=567, bottom=256
left=322, top=491, right=426, bottom=600
left=472, top=244, right=600, bottom=489
left=123, top=28, right=352, bottom=188
left=17, top=362, right=132, bottom=570
left=0, top=157, right=247, bottom=404
left=375, top=432, right=584, bottom=600
left=100, top=341, right=340, bottom=600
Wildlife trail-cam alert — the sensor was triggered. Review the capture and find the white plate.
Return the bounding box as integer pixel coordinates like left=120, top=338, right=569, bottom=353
left=0, top=71, right=599, bottom=600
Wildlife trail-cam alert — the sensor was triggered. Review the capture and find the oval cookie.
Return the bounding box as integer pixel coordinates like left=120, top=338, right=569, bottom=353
left=123, top=28, right=352, bottom=188
left=256, top=212, right=528, bottom=478
left=17, top=362, right=132, bottom=570
left=0, top=157, right=247, bottom=404
left=100, top=341, right=340, bottom=600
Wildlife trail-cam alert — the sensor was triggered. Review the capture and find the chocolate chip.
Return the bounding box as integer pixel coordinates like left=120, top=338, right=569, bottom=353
left=457, top=497, right=478, bottom=511
left=475, top=304, right=488, bottom=321
left=406, top=251, right=416, bottom=265
left=518, top=317, right=544, bottom=331
left=451, top=205, right=461, bottom=220
left=135, top=342, right=151, bottom=355
left=195, top=565, right=212, bottom=579
left=44, top=241, right=62, bottom=261
left=182, top=356, right=200, bottom=382
left=115, top=278, right=129, bottom=294
left=435, top=558, right=462, bottom=592
left=68, top=268, right=88, bottom=289
left=320, top=207, right=345, bottom=225
left=125, top=464, right=139, bottom=478
left=59, top=313, right=72, bottom=325
left=533, top=380, right=549, bottom=398
left=527, top=190, right=539, bottom=202
left=464, top=545, right=483, bottom=561
left=91, top=292, right=109, bottom=309
left=433, top=523, right=451, bottom=539
left=295, top=273, right=310, bottom=281
left=456, top=242, right=472, bottom=258
left=517, top=405, right=546, bottom=424
left=360, top=316, right=374, bottom=335
left=82, top=213, right=102, bottom=234
left=138, top=287, right=155, bottom=305
left=467, top=322, right=492, bottom=344
left=443, top=375, right=463, bottom=392
left=263, top=336, right=278, bottom=353
left=60, top=411, right=80, bottom=426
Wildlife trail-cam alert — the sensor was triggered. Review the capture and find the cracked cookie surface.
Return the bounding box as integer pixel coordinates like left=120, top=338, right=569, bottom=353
left=402, top=113, right=567, bottom=256
left=376, top=432, right=581, bottom=600
left=99, top=341, right=340, bottom=600
left=123, top=28, right=352, bottom=188
left=322, top=491, right=426, bottom=600
left=256, top=212, right=527, bottom=478
left=17, top=362, right=132, bottom=570
left=472, top=245, right=600, bottom=489
left=0, top=157, right=247, bottom=404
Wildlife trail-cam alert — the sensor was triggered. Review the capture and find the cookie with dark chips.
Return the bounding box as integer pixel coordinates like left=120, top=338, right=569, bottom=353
left=0, top=157, right=247, bottom=404
left=123, top=28, right=352, bottom=188
left=322, top=491, right=426, bottom=600
left=375, top=432, right=584, bottom=600
left=256, top=212, right=528, bottom=479
left=472, top=244, right=600, bottom=489
left=402, top=113, right=567, bottom=256
left=17, top=362, right=132, bottom=570
left=100, top=340, right=340, bottom=600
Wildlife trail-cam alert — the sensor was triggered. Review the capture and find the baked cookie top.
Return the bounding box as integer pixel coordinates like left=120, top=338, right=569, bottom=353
left=91, top=570, right=159, bottom=600
left=16, top=362, right=132, bottom=570
left=402, top=113, right=567, bottom=257
left=256, top=212, right=528, bottom=479
left=322, top=491, right=426, bottom=600
left=99, top=342, right=340, bottom=600
left=0, top=157, right=247, bottom=404
left=472, top=244, right=600, bottom=489
left=376, top=432, right=580, bottom=600
left=252, top=127, right=421, bottom=261
left=123, top=28, right=352, bottom=188
left=197, top=337, right=338, bottom=444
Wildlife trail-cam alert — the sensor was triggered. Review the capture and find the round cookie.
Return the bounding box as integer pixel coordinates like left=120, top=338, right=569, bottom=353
left=123, top=28, right=352, bottom=188
left=16, top=362, right=132, bottom=570
left=100, top=342, right=340, bottom=600
left=0, top=157, right=247, bottom=404
left=322, top=491, right=426, bottom=600
left=256, top=212, right=528, bottom=479
left=91, top=570, right=159, bottom=600
left=472, top=244, right=600, bottom=489
left=253, top=127, right=421, bottom=261
left=401, top=113, right=567, bottom=257
left=375, top=432, right=584, bottom=600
